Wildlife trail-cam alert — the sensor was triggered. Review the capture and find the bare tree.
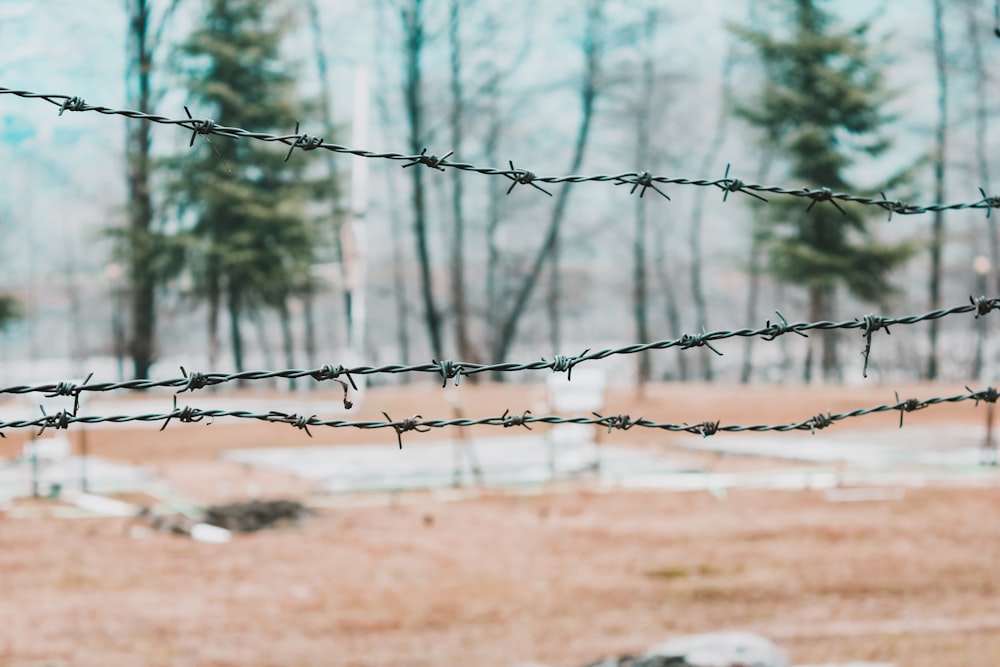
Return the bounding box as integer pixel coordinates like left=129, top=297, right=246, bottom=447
left=738, top=0, right=770, bottom=385
left=124, top=0, right=181, bottom=380
left=966, top=0, right=996, bottom=293
left=448, top=0, right=473, bottom=364
left=686, top=43, right=738, bottom=383
left=493, top=0, right=604, bottom=363
left=400, top=0, right=444, bottom=360
left=738, top=150, right=774, bottom=384
left=926, top=0, right=949, bottom=380
left=629, top=7, right=661, bottom=389
left=303, top=0, right=344, bottom=373
left=653, top=223, right=688, bottom=382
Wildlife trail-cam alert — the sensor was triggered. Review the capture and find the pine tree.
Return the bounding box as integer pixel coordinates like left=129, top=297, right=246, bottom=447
left=0, top=294, right=19, bottom=330
left=734, top=0, right=913, bottom=382
left=167, top=0, right=320, bottom=373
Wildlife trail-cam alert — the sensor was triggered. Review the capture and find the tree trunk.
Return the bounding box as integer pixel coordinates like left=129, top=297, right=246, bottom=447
left=125, top=0, right=156, bottom=380
left=819, top=286, right=839, bottom=381
left=402, top=0, right=444, bottom=360
left=207, top=270, right=221, bottom=370
left=654, top=225, right=687, bottom=382
left=303, top=288, right=316, bottom=355
left=227, top=288, right=244, bottom=376
left=484, top=105, right=503, bottom=354
left=633, top=195, right=651, bottom=388
left=304, top=0, right=342, bottom=362
left=250, top=308, right=275, bottom=370
left=803, top=284, right=838, bottom=383
left=448, top=0, right=473, bottom=365
left=687, top=23, right=737, bottom=382
left=804, top=285, right=821, bottom=384
left=927, top=0, right=948, bottom=380
left=384, top=162, right=412, bottom=378
left=738, top=1, right=768, bottom=386
left=493, top=1, right=602, bottom=363
left=279, top=300, right=296, bottom=391
left=740, top=230, right=763, bottom=384
left=966, top=1, right=996, bottom=293
left=631, top=8, right=657, bottom=391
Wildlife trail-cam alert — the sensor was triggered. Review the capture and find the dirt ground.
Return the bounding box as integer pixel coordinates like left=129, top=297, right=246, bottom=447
left=2, top=381, right=1000, bottom=666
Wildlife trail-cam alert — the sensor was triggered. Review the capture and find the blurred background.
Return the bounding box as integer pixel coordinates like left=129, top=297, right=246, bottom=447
left=0, top=0, right=998, bottom=389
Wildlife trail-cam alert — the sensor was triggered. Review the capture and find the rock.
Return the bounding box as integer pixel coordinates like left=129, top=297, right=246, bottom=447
left=201, top=498, right=312, bottom=533
left=579, top=655, right=686, bottom=667
left=640, top=631, right=789, bottom=667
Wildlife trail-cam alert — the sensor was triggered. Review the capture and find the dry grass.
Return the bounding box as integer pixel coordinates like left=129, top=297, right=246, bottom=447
left=0, top=381, right=998, bottom=666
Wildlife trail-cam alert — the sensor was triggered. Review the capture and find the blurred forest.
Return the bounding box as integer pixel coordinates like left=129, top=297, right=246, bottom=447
left=0, top=0, right=998, bottom=387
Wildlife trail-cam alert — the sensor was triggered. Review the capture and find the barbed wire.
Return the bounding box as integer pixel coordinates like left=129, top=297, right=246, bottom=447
left=2, top=387, right=997, bottom=446
left=3, top=86, right=999, bottom=219
left=0, top=296, right=994, bottom=402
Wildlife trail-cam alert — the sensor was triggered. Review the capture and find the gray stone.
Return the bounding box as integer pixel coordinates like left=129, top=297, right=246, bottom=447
left=641, top=631, right=789, bottom=667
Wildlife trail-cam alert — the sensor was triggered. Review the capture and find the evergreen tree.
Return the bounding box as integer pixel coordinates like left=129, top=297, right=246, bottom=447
left=167, top=0, right=320, bottom=373
left=734, top=0, right=913, bottom=382
left=0, top=294, right=19, bottom=330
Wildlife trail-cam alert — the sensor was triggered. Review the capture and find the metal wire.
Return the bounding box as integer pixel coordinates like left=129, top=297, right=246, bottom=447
left=2, top=86, right=999, bottom=218
left=0, top=296, right=993, bottom=401
left=2, top=387, right=996, bottom=444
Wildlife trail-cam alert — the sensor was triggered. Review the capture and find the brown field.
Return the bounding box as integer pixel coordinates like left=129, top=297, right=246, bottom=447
left=2, top=381, right=1000, bottom=667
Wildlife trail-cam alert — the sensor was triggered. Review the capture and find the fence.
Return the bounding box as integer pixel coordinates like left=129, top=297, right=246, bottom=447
left=1, top=87, right=999, bottom=450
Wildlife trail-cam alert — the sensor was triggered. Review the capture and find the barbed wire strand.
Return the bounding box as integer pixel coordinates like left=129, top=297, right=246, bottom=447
left=3, top=87, right=999, bottom=219
left=2, top=387, right=997, bottom=444
left=0, top=297, right=995, bottom=400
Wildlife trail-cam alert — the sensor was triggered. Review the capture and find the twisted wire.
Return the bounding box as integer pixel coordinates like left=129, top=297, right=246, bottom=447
left=0, top=297, right=993, bottom=400
left=2, top=387, right=996, bottom=442
left=3, top=86, right=999, bottom=218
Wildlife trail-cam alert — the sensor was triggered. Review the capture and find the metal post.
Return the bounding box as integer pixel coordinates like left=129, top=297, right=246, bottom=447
left=29, top=434, right=39, bottom=498
left=80, top=427, right=89, bottom=493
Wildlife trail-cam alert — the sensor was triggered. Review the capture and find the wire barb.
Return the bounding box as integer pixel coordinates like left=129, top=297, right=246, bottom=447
left=36, top=406, right=72, bottom=436
left=161, top=397, right=209, bottom=432
left=310, top=364, right=358, bottom=392
left=718, top=164, right=767, bottom=203
left=382, top=412, right=429, bottom=449
left=878, top=192, right=912, bottom=222
left=596, top=413, right=641, bottom=433
left=968, top=386, right=1000, bottom=406
left=617, top=171, right=670, bottom=200
left=546, top=349, right=589, bottom=381
left=270, top=411, right=316, bottom=437
left=679, top=331, right=723, bottom=356
left=184, top=106, right=218, bottom=148
left=859, top=314, right=891, bottom=378
left=693, top=420, right=720, bottom=438
left=505, top=161, right=552, bottom=196
left=971, top=295, right=996, bottom=319
left=433, top=359, right=463, bottom=387
left=809, top=412, right=833, bottom=434
left=44, top=372, right=93, bottom=415
left=762, top=310, right=808, bottom=341
left=284, top=120, right=324, bottom=162
left=502, top=409, right=532, bottom=430
left=894, top=391, right=925, bottom=429
left=804, top=187, right=846, bottom=215
left=401, top=148, right=453, bottom=171
left=58, top=96, right=86, bottom=116
left=177, top=366, right=210, bottom=393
